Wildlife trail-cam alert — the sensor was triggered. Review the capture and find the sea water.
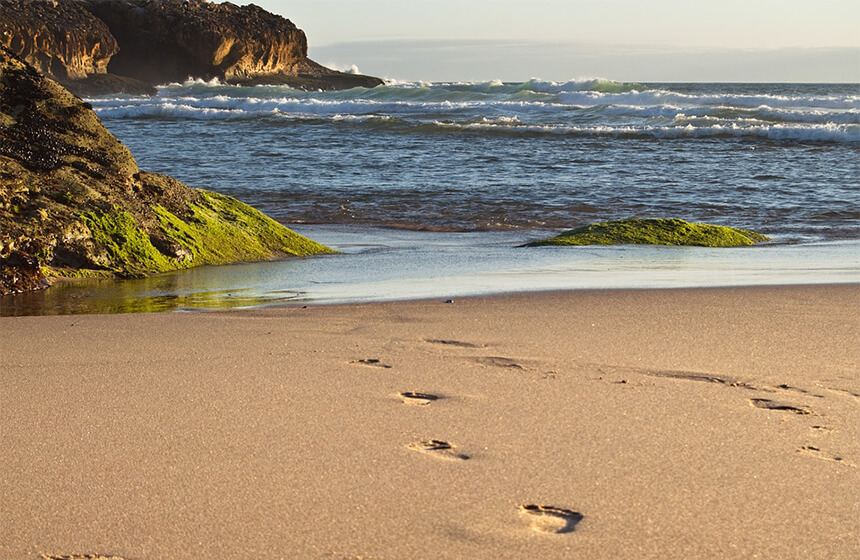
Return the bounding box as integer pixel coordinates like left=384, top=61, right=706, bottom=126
left=3, top=79, right=858, bottom=314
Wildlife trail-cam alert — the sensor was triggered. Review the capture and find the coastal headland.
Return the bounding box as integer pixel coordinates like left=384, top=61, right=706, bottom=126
left=1, top=285, right=858, bottom=558
left=0, top=0, right=384, bottom=96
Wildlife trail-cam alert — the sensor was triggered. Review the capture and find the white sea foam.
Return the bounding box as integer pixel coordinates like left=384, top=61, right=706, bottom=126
left=557, top=90, right=860, bottom=111
left=94, top=94, right=486, bottom=118
left=597, top=103, right=859, bottom=125
left=134, top=78, right=859, bottom=115
left=330, top=114, right=394, bottom=123
left=94, top=102, right=249, bottom=119
left=431, top=120, right=859, bottom=143
left=162, top=76, right=230, bottom=88
left=479, top=116, right=522, bottom=125
left=90, top=80, right=860, bottom=143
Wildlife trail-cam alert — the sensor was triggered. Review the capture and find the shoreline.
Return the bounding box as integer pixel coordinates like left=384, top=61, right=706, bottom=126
left=2, top=284, right=858, bottom=559
left=2, top=228, right=858, bottom=316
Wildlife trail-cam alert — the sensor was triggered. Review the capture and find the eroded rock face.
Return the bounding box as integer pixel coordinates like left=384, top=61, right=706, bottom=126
left=0, top=0, right=156, bottom=94
left=0, top=0, right=117, bottom=80
left=1, top=0, right=383, bottom=94
left=0, top=47, right=333, bottom=296
left=84, top=0, right=310, bottom=84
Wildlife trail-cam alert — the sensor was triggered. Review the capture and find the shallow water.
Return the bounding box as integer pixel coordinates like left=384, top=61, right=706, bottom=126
left=3, top=227, right=857, bottom=316
left=5, top=79, right=858, bottom=315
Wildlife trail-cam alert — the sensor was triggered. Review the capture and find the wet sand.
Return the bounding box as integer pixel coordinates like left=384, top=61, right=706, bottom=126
left=1, top=285, right=858, bottom=559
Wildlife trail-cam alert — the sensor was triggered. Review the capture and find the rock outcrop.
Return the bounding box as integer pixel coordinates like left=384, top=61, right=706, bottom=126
left=0, top=0, right=115, bottom=79
left=0, top=0, right=155, bottom=95
left=0, top=0, right=383, bottom=95
left=526, top=219, right=770, bottom=247
left=0, top=47, right=334, bottom=295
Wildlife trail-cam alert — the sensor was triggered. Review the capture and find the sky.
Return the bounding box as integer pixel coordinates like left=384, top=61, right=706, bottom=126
left=248, top=0, right=860, bottom=82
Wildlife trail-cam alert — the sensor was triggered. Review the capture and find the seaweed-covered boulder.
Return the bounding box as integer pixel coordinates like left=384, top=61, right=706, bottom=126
left=526, top=218, right=770, bottom=247
left=0, top=47, right=333, bottom=295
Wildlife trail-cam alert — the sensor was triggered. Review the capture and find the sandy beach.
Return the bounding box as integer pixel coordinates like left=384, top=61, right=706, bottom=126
left=1, top=285, right=858, bottom=559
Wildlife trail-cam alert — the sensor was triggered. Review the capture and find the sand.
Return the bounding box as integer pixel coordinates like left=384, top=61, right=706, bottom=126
left=1, top=285, right=858, bottom=559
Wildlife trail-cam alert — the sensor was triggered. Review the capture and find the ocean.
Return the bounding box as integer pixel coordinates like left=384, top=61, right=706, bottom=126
left=5, top=79, right=860, bottom=314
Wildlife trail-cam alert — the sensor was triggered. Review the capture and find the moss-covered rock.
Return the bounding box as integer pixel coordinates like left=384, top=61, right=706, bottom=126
left=0, top=46, right=333, bottom=295
left=526, top=219, right=770, bottom=247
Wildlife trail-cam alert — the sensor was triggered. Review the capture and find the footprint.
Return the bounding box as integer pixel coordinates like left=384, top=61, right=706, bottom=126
left=772, top=383, right=825, bottom=398
left=798, top=446, right=856, bottom=468
left=399, top=391, right=440, bottom=406
left=425, top=339, right=483, bottom=348
left=749, top=398, right=813, bottom=415
left=41, top=555, right=127, bottom=560
left=350, top=359, right=392, bottom=369
left=473, top=356, right=527, bottom=370
left=407, top=439, right=469, bottom=460
left=519, top=504, right=583, bottom=534
left=810, top=425, right=834, bottom=432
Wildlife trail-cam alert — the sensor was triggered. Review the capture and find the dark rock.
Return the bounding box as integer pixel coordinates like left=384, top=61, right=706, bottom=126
left=1, top=0, right=383, bottom=95
left=83, top=0, right=310, bottom=84
left=0, top=0, right=154, bottom=95
left=0, top=0, right=117, bottom=80
left=63, top=72, right=158, bottom=97
left=0, top=248, right=49, bottom=294
left=83, top=0, right=384, bottom=90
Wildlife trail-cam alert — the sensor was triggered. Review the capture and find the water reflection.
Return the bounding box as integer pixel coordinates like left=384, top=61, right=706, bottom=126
left=0, top=271, right=308, bottom=316
left=1, top=226, right=858, bottom=317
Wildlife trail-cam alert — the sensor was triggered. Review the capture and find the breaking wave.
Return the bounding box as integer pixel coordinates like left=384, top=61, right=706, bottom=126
left=89, top=78, right=860, bottom=241
left=429, top=121, right=859, bottom=143
left=89, top=78, right=860, bottom=144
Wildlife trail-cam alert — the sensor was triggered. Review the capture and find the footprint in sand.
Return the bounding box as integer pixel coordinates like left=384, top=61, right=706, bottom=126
left=408, top=439, right=469, bottom=460
left=798, top=446, right=856, bottom=468
left=41, top=555, right=127, bottom=560
left=399, top=391, right=440, bottom=406
left=349, top=359, right=392, bottom=369
left=749, top=398, right=813, bottom=415
left=473, top=356, right=527, bottom=370
left=425, top=339, right=484, bottom=349
left=772, top=383, right=825, bottom=398
left=519, top=504, right=583, bottom=534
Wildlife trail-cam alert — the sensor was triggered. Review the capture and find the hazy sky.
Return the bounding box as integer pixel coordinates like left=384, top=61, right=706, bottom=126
left=249, top=1, right=859, bottom=82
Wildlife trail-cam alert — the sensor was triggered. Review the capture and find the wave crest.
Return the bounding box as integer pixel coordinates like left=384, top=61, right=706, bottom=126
left=90, top=80, right=860, bottom=143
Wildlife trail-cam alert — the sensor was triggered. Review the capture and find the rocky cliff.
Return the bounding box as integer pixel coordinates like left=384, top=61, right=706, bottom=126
left=0, top=0, right=155, bottom=95
left=0, top=0, right=115, bottom=79
left=0, top=47, right=334, bottom=295
left=0, top=0, right=383, bottom=95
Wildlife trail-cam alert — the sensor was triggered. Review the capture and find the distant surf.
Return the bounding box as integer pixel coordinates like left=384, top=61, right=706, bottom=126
left=91, top=78, right=859, bottom=142
left=90, top=79, right=860, bottom=241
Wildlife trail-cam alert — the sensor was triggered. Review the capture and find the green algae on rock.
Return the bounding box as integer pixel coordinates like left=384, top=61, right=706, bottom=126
left=526, top=219, right=770, bottom=247
left=151, top=189, right=333, bottom=267
left=0, top=46, right=334, bottom=295
left=76, top=189, right=334, bottom=279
